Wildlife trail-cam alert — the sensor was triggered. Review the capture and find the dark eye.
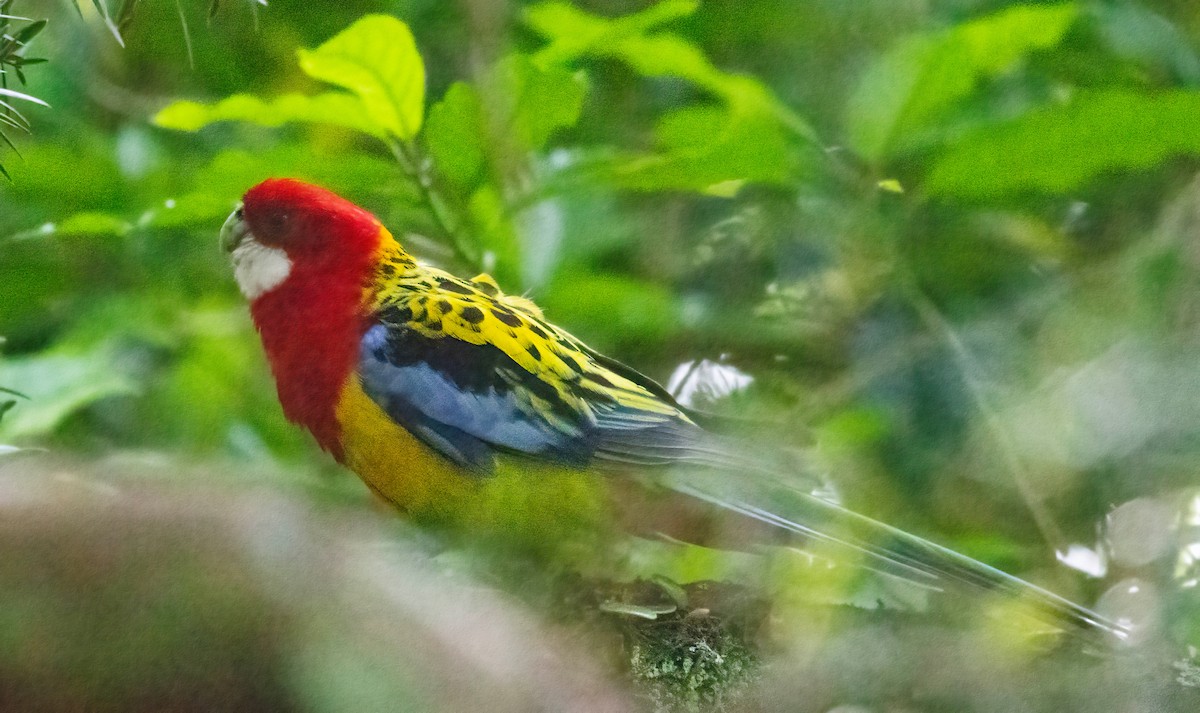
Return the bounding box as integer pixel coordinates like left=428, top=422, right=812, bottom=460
left=252, top=207, right=292, bottom=244
left=267, top=211, right=288, bottom=233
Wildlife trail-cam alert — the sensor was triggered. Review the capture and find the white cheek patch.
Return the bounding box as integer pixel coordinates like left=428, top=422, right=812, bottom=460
left=231, top=238, right=292, bottom=300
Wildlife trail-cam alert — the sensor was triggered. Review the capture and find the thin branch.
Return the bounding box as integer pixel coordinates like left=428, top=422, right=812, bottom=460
left=909, top=290, right=1069, bottom=553
left=387, top=137, right=480, bottom=269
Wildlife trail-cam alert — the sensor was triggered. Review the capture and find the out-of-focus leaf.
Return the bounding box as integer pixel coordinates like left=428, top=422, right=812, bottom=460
left=426, top=82, right=486, bottom=189
left=526, top=0, right=699, bottom=66
left=146, top=193, right=239, bottom=229
left=527, top=0, right=814, bottom=142
left=611, top=104, right=791, bottom=191
left=153, top=93, right=386, bottom=138
left=525, top=0, right=811, bottom=193
left=0, top=348, right=137, bottom=440
left=846, top=3, right=1079, bottom=162
left=467, top=184, right=519, bottom=283
left=187, top=145, right=404, bottom=207
left=297, top=15, right=425, bottom=140
left=1089, top=3, right=1200, bottom=85
left=50, top=211, right=131, bottom=237
left=426, top=57, right=584, bottom=191
left=540, top=271, right=679, bottom=345
left=492, top=54, right=586, bottom=152
left=926, top=90, right=1200, bottom=199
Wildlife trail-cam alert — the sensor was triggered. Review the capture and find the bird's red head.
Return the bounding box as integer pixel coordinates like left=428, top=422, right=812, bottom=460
left=222, top=178, right=385, bottom=300
left=222, top=178, right=394, bottom=456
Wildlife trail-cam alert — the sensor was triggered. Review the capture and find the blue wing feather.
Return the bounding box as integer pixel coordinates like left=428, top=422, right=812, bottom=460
left=358, top=323, right=594, bottom=472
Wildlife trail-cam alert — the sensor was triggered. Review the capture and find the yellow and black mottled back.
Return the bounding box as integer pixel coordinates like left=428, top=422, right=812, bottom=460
left=356, top=234, right=731, bottom=474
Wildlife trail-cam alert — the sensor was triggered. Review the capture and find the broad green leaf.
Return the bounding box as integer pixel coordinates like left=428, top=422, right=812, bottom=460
left=297, top=15, right=425, bottom=140
left=655, top=105, right=727, bottom=151
left=153, top=93, right=385, bottom=138
left=0, top=349, right=137, bottom=440
left=926, top=90, right=1200, bottom=199
left=425, top=82, right=486, bottom=189
left=847, top=2, right=1079, bottom=163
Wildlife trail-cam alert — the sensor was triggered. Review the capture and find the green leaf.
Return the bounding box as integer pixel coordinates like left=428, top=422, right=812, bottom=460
left=526, top=0, right=699, bottom=66
left=525, top=1, right=812, bottom=191
left=1089, top=3, right=1200, bottom=84
left=426, top=56, right=585, bottom=192
left=612, top=104, right=791, bottom=191
left=0, top=348, right=137, bottom=440
left=925, top=90, right=1200, bottom=199
left=13, top=18, right=47, bottom=46
left=540, top=271, right=679, bottom=344
left=425, top=82, right=486, bottom=189
left=526, top=0, right=815, bottom=144
left=493, top=54, right=586, bottom=152
left=846, top=2, right=1080, bottom=163
left=297, top=15, right=425, bottom=140
left=55, top=212, right=132, bottom=237
left=146, top=193, right=238, bottom=229
left=467, top=184, right=520, bottom=284
left=153, top=92, right=386, bottom=138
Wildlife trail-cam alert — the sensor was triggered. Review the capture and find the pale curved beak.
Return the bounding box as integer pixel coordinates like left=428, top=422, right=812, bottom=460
left=220, top=203, right=248, bottom=253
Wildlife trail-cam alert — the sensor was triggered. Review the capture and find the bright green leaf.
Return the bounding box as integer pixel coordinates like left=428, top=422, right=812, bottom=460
left=926, top=90, right=1200, bottom=199
left=847, top=2, right=1080, bottom=163
left=426, top=56, right=586, bottom=192
left=297, top=15, right=426, bottom=140
left=655, top=105, right=728, bottom=151
left=153, top=93, right=386, bottom=138
left=425, top=82, right=486, bottom=189
left=53, top=212, right=132, bottom=237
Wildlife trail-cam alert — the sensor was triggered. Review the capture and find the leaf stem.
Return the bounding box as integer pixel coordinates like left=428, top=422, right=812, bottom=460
left=386, top=137, right=480, bottom=269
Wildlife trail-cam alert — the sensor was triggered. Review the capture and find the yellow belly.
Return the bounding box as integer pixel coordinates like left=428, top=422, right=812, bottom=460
left=333, top=376, right=615, bottom=555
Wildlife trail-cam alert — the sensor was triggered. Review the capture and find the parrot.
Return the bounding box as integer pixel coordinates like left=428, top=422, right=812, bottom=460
left=220, top=178, right=1122, bottom=637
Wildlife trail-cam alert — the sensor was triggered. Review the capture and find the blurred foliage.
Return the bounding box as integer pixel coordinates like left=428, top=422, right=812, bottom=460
left=0, top=0, right=49, bottom=178
left=3, top=0, right=1200, bottom=710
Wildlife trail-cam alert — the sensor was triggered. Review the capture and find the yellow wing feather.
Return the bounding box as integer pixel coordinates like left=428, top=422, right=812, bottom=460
left=364, top=228, right=683, bottom=424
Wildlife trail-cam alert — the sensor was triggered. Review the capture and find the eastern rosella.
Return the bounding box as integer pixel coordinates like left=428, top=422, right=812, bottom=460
left=221, top=178, right=1120, bottom=636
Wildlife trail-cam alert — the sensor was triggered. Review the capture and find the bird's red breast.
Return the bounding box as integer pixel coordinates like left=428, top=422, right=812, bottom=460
left=239, top=179, right=388, bottom=458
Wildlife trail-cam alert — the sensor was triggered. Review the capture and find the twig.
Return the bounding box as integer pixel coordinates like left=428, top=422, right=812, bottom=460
left=908, top=289, right=1069, bottom=553
left=386, top=137, right=480, bottom=269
